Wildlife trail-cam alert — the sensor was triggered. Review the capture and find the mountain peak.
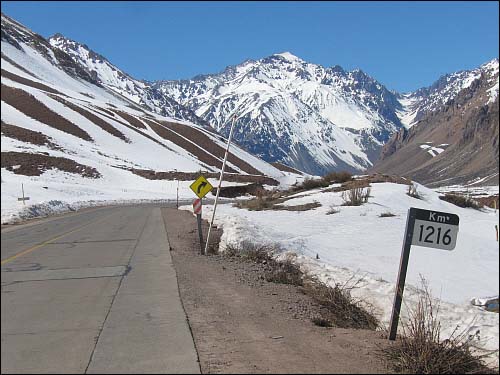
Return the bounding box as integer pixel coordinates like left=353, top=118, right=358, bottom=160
left=273, top=51, right=302, bottom=61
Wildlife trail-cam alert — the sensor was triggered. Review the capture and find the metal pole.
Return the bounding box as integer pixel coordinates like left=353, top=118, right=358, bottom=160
left=197, top=198, right=204, bottom=254
left=389, top=207, right=416, bottom=340
left=21, top=183, right=25, bottom=206
left=204, top=116, right=237, bottom=255
left=176, top=180, right=179, bottom=209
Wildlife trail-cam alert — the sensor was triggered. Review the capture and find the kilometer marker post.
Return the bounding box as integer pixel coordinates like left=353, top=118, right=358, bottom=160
left=389, top=207, right=459, bottom=341
left=388, top=207, right=416, bottom=341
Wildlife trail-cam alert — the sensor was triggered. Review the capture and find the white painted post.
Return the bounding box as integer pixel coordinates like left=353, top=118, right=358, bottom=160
left=204, top=116, right=237, bottom=255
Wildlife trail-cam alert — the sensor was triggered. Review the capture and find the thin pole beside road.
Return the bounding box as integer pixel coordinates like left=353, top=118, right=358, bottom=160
left=204, top=116, right=237, bottom=255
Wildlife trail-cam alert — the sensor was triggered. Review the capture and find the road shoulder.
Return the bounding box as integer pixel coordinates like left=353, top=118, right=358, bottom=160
left=163, top=207, right=392, bottom=374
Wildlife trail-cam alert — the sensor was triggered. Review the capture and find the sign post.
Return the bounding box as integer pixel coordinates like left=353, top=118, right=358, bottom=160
left=17, top=183, right=30, bottom=205
left=190, top=176, right=214, bottom=255
left=389, top=207, right=459, bottom=341
left=193, top=198, right=204, bottom=254
left=205, top=116, right=238, bottom=256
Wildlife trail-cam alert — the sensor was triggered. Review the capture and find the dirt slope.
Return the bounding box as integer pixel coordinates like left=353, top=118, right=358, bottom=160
left=162, top=207, right=392, bottom=374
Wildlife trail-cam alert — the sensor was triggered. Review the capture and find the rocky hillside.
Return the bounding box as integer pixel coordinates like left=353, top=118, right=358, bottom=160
left=1, top=12, right=291, bottom=220
left=371, top=59, right=499, bottom=187
left=155, top=52, right=406, bottom=175
left=47, top=33, right=210, bottom=128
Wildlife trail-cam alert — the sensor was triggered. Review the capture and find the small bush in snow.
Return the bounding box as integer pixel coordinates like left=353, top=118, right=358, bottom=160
left=407, top=183, right=422, bottom=199
left=382, top=278, right=496, bottom=374
left=439, top=193, right=483, bottom=210
left=322, top=171, right=353, bottom=184
left=342, top=185, right=371, bottom=206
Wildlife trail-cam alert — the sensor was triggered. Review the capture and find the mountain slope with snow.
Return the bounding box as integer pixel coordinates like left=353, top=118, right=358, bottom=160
left=48, top=33, right=209, bottom=127
left=156, top=52, right=405, bottom=175
left=373, top=58, right=499, bottom=187
left=1, top=13, right=293, bottom=223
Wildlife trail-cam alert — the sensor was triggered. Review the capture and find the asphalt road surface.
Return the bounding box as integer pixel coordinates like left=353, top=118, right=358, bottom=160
left=1, top=205, right=200, bottom=374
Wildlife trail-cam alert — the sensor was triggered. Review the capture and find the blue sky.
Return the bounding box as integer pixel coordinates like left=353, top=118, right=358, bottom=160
left=2, top=1, right=498, bottom=93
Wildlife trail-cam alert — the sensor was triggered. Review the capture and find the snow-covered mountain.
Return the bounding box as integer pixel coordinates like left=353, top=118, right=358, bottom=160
left=155, top=52, right=406, bottom=175
left=1, top=13, right=295, bottom=222
left=397, top=58, right=499, bottom=127
left=48, top=33, right=209, bottom=127
left=373, top=58, right=499, bottom=187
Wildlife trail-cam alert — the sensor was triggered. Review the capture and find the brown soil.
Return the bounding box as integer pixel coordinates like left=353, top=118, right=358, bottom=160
left=142, top=118, right=238, bottom=173
left=1, top=84, right=93, bottom=142
left=1, top=151, right=101, bottom=178
left=47, top=95, right=129, bottom=142
left=127, top=168, right=279, bottom=186
left=91, top=105, right=118, bottom=118
left=111, top=109, right=147, bottom=129
left=1, top=69, right=64, bottom=95
left=162, top=208, right=392, bottom=374
left=1, top=121, right=61, bottom=150
left=161, top=121, right=263, bottom=176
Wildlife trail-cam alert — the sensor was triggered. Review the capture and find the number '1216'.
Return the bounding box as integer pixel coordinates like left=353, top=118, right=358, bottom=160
left=418, top=225, right=452, bottom=245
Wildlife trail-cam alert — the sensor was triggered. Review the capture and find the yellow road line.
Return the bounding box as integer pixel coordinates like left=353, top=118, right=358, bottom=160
left=1, top=211, right=118, bottom=266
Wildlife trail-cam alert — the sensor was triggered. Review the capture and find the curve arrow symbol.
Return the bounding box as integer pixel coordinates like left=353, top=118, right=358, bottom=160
left=197, top=181, right=207, bottom=194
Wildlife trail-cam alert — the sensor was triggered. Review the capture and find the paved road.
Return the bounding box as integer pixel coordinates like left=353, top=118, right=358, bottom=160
left=1, top=205, right=200, bottom=374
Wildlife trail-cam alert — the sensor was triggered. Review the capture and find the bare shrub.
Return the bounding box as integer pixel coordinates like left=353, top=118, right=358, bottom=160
left=312, top=317, right=333, bottom=327
left=407, top=183, right=422, bottom=199
left=342, top=184, right=371, bottom=206
left=292, top=177, right=329, bottom=192
left=265, top=255, right=304, bottom=286
left=383, top=279, right=497, bottom=374
left=439, top=193, right=483, bottom=210
left=322, top=171, right=353, bottom=184
left=303, top=277, right=379, bottom=330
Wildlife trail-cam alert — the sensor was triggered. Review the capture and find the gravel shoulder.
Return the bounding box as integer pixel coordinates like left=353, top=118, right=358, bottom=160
left=162, top=207, right=393, bottom=374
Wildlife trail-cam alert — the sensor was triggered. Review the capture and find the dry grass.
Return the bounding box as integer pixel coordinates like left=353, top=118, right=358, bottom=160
left=265, top=255, right=304, bottom=286
left=439, top=193, right=483, bottom=210
left=322, top=171, right=353, bottom=184
left=303, top=277, right=379, bottom=330
left=224, top=241, right=379, bottom=330
left=382, top=279, right=497, bottom=374
left=407, top=183, right=422, bottom=200
left=342, top=184, right=371, bottom=206
left=311, top=317, right=333, bottom=327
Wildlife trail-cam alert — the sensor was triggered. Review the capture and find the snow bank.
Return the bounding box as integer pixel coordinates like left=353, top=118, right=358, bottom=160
left=181, top=181, right=499, bottom=366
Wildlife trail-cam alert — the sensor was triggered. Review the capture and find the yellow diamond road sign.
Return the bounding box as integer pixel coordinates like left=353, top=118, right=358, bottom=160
left=190, top=175, right=213, bottom=199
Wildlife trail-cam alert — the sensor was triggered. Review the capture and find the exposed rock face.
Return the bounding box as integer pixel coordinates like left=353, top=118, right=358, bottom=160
left=47, top=33, right=210, bottom=127
left=371, top=61, right=499, bottom=187
left=155, top=52, right=406, bottom=175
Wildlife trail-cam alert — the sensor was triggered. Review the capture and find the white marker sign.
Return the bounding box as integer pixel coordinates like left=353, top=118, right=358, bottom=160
left=412, top=209, right=459, bottom=251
